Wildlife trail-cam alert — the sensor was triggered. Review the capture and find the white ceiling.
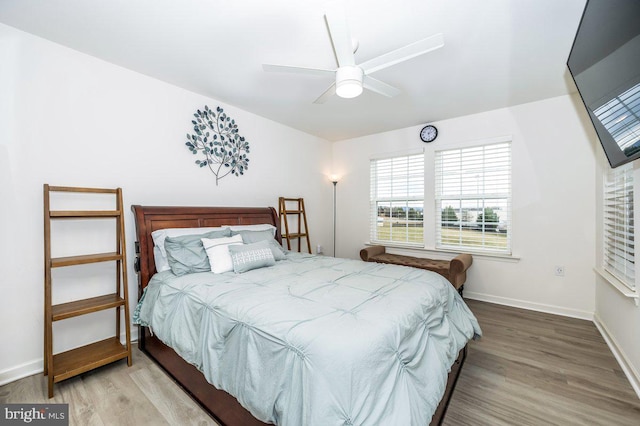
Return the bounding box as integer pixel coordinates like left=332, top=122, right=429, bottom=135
left=0, top=0, right=587, bottom=141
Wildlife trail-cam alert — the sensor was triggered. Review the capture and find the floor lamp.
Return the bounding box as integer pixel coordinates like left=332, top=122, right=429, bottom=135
left=332, top=178, right=338, bottom=257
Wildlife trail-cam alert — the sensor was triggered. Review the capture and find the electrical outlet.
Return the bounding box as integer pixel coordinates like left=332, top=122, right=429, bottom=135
left=316, top=244, right=323, bottom=255
left=554, top=265, right=565, bottom=276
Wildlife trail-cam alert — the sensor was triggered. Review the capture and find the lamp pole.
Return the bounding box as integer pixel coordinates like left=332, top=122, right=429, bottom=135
left=332, top=180, right=337, bottom=257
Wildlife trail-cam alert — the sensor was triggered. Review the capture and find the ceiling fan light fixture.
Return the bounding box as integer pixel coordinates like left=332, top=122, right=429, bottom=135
left=335, top=66, right=363, bottom=98
left=263, top=9, right=444, bottom=103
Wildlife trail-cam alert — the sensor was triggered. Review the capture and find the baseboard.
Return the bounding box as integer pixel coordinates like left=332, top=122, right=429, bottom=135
left=0, top=329, right=139, bottom=386
left=0, top=359, right=42, bottom=386
left=464, top=291, right=594, bottom=321
left=593, top=313, right=640, bottom=399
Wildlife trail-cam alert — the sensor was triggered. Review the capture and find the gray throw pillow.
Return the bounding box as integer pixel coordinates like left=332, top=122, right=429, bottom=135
left=165, top=229, right=231, bottom=276
left=228, top=240, right=276, bottom=273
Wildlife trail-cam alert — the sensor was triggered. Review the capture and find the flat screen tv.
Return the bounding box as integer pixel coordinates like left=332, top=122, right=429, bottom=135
left=567, top=0, right=640, bottom=168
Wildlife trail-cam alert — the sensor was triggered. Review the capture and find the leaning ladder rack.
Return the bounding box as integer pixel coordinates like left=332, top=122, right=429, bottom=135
left=43, top=185, right=132, bottom=398
left=278, top=197, right=311, bottom=253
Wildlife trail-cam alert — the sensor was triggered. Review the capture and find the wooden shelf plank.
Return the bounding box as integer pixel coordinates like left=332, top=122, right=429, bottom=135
left=284, top=233, right=308, bottom=238
left=52, top=294, right=125, bottom=321
left=50, top=210, right=121, bottom=218
left=47, top=186, right=118, bottom=194
left=52, top=337, right=128, bottom=382
left=51, top=252, right=122, bottom=267
left=284, top=210, right=302, bottom=214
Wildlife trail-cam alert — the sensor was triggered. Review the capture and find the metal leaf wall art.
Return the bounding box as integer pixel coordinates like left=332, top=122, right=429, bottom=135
left=185, top=105, right=250, bottom=185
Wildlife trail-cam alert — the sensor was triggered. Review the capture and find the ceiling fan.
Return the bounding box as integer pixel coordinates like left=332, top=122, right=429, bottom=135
left=262, top=5, right=444, bottom=104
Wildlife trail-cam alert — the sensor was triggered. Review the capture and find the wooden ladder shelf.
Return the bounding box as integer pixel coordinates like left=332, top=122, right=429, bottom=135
left=43, top=185, right=132, bottom=398
left=278, top=197, right=312, bottom=253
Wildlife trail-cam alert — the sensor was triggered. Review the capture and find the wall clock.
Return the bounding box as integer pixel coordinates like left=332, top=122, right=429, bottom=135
left=420, top=125, right=438, bottom=143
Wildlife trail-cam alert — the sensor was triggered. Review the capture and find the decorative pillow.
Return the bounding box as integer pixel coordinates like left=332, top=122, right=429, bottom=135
left=202, top=234, right=244, bottom=273
left=227, top=224, right=277, bottom=237
left=164, top=230, right=231, bottom=276
left=228, top=241, right=276, bottom=273
left=152, top=227, right=230, bottom=272
left=231, top=230, right=287, bottom=260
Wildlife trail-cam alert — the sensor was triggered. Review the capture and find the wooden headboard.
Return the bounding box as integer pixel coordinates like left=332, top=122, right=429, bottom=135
left=131, top=205, right=280, bottom=297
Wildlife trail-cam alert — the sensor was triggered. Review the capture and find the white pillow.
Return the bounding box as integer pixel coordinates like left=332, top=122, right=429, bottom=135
left=202, top=234, right=243, bottom=273
left=227, top=224, right=276, bottom=237
left=151, top=227, right=228, bottom=272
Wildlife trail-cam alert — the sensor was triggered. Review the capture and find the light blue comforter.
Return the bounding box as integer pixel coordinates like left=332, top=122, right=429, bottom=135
left=135, top=252, right=481, bottom=425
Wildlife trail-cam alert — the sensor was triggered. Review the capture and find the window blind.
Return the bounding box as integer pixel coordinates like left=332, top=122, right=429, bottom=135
left=370, top=152, right=424, bottom=245
left=603, top=164, right=635, bottom=289
left=435, top=142, right=511, bottom=253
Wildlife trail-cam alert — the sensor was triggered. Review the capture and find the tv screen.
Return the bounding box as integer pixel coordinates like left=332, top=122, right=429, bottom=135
left=567, top=0, right=640, bottom=168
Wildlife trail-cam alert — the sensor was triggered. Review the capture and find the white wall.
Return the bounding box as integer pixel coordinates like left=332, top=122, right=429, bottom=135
left=594, top=148, right=640, bottom=395
left=595, top=278, right=640, bottom=395
left=332, top=94, right=598, bottom=319
left=0, top=24, right=333, bottom=383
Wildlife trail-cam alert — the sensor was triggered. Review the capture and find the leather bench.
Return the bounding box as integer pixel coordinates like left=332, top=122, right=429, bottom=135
left=360, top=245, right=472, bottom=296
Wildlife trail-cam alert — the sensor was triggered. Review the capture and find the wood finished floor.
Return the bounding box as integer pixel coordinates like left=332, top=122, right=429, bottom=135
left=443, top=300, right=640, bottom=426
left=2, top=300, right=639, bottom=425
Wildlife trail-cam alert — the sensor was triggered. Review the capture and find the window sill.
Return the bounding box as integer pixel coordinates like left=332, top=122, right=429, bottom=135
left=365, top=242, right=520, bottom=262
left=594, top=267, right=640, bottom=306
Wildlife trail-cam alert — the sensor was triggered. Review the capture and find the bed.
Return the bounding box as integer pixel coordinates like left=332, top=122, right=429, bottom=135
left=131, top=205, right=481, bottom=426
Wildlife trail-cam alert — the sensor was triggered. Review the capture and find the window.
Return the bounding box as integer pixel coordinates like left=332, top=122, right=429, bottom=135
left=370, top=152, right=424, bottom=245
left=603, top=164, right=635, bottom=290
left=435, top=141, right=511, bottom=253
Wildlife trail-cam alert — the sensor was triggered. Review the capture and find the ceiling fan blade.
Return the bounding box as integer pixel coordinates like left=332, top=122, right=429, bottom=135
left=363, top=76, right=402, bottom=98
left=360, top=33, right=444, bottom=75
left=262, top=64, right=335, bottom=77
left=313, top=83, right=337, bottom=104
left=324, top=4, right=355, bottom=67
